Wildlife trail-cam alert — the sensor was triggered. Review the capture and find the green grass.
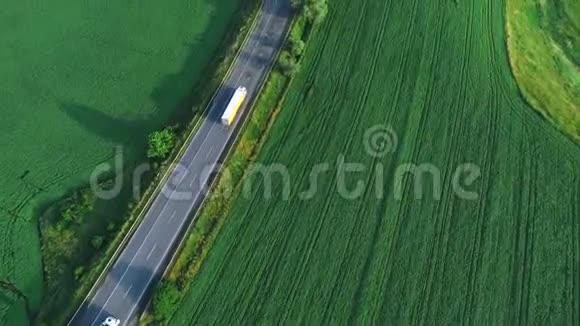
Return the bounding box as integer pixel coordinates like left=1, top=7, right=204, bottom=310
left=169, top=0, right=580, bottom=324
left=506, top=0, right=580, bottom=140
left=0, top=0, right=242, bottom=323
left=541, top=0, right=580, bottom=65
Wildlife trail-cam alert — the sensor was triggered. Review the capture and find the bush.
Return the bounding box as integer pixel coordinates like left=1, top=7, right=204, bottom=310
left=278, top=51, right=300, bottom=76
left=152, top=282, right=181, bottom=323
left=304, top=0, right=329, bottom=25
left=147, top=127, right=177, bottom=160
left=289, top=37, right=305, bottom=57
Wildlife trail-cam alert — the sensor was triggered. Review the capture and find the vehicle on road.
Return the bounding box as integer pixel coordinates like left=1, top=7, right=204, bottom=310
left=100, top=316, right=120, bottom=326
left=221, top=86, right=248, bottom=126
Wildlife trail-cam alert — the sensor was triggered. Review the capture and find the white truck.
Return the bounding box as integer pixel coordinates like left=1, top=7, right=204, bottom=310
left=221, top=86, right=248, bottom=126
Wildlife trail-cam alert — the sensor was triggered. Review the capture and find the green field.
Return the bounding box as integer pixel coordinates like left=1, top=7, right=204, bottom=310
left=0, top=0, right=241, bottom=323
left=507, top=0, right=580, bottom=140
left=170, top=0, right=580, bottom=324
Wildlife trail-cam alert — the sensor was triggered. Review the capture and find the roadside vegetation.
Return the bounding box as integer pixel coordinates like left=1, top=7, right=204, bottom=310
left=168, top=0, right=580, bottom=324
left=506, top=0, right=580, bottom=140
left=143, top=6, right=318, bottom=325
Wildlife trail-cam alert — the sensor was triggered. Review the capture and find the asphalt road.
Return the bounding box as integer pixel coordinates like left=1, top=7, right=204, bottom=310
left=69, top=0, right=291, bottom=324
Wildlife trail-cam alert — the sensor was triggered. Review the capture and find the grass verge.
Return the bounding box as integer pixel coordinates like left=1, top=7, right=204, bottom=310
left=142, top=14, right=310, bottom=325
left=506, top=0, right=580, bottom=141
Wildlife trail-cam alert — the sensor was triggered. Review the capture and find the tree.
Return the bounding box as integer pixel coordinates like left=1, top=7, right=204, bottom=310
left=278, top=51, right=300, bottom=76
left=152, top=282, right=181, bottom=323
left=147, top=127, right=177, bottom=160
left=289, top=37, right=305, bottom=57
left=304, top=0, right=328, bottom=25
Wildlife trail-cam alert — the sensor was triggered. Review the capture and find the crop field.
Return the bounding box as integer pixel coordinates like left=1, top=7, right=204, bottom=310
left=170, top=0, right=580, bottom=324
left=0, top=0, right=241, bottom=323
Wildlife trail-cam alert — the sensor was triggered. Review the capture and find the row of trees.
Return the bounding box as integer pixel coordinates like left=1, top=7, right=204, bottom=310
left=279, top=0, right=329, bottom=76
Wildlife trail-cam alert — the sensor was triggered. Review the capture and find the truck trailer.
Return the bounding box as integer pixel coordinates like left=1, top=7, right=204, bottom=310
left=221, top=86, right=247, bottom=126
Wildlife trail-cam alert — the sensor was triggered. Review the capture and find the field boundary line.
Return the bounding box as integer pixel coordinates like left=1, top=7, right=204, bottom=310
left=67, top=2, right=263, bottom=323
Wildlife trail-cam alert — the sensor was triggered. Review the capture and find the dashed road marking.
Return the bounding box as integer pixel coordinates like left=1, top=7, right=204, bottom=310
left=168, top=211, right=177, bottom=223
left=124, top=284, right=133, bottom=299
left=146, top=244, right=157, bottom=261
left=205, top=145, right=215, bottom=159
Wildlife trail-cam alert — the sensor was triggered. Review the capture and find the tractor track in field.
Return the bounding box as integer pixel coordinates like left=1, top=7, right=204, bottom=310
left=276, top=1, right=388, bottom=322
left=408, top=0, right=477, bottom=321
left=460, top=89, right=500, bottom=325
left=459, top=3, right=503, bottom=319
left=278, top=0, right=406, bottom=320
left=394, top=2, right=448, bottom=322
left=508, top=141, right=535, bottom=325
left=517, top=157, right=537, bottom=326
left=275, top=37, right=387, bottom=317
left=367, top=0, right=428, bottom=322
left=319, top=0, right=395, bottom=322
left=415, top=0, right=477, bottom=321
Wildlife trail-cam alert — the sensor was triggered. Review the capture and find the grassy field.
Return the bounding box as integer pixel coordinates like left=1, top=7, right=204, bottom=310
left=0, top=0, right=241, bottom=323
left=169, top=0, right=580, bottom=324
left=506, top=0, right=580, bottom=140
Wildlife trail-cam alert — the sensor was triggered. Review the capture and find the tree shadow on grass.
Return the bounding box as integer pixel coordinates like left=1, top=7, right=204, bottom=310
left=60, top=102, right=152, bottom=151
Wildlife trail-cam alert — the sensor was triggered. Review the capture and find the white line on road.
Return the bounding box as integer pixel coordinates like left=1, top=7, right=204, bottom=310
left=189, top=173, right=198, bottom=187
left=146, top=244, right=157, bottom=261
left=205, top=145, right=215, bottom=159
left=168, top=211, right=177, bottom=223
left=124, top=284, right=133, bottom=299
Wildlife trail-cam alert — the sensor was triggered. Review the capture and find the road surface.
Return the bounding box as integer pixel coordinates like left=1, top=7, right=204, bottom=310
left=69, top=0, right=291, bottom=324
